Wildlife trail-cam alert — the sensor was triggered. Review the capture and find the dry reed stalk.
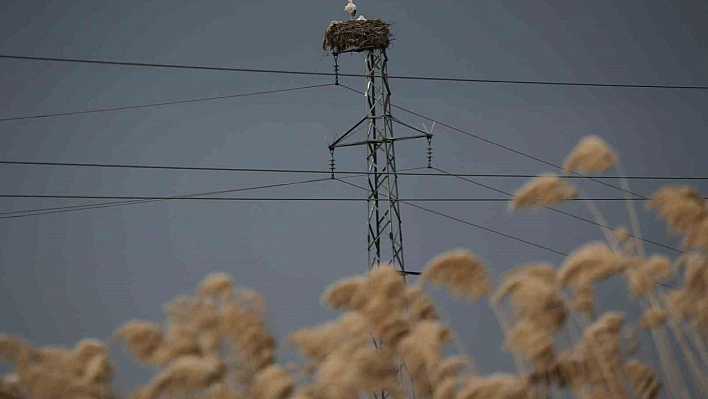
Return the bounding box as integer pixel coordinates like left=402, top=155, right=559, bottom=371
left=323, top=266, right=410, bottom=345
left=287, top=312, right=369, bottom=365
left=613, top=227, right=630, bottom=245
left=396, top=321, right=454, bottom=397
left=647, top=186, right=706, bottom=235
left=141, top=355, right=225, bottom=398
left=572, top=283, right=596, bottom=319
left=222, top=300, right=276, bottom=373
left=198, top=272, right=235, bottom=302
left=579, top=192, right=622, bottom=253
left=405, top=287, right=439, bottom=323
left=456, top=374, right=527, bottom=399
left=683, top=217, right=708, bottom=250
left=206, top=383, right=244, bottom=399
left=646, top=255, right=708, bottom=395
left=610, top=162, right=646, bottom=261
left=508, top=173, right=578, bottom=211
left=579, top=312, right=628, bottom=398
left=558, top=242, right=630, bottom=288
left=681, top=319, right=708, bottom=370
left=489, top=304, right=536, bottom=399
left=1, top=337, right=116, bottom=399
left=313, top=343, right=400, bottom=399
left=623, top=360, right=661, bottom=399
left=249, top=364, right=294, bottom=399
left=563, top=135, right=618, bottom=175
left=420, top=249, right=489, bottom=300
left=0, top=374, right=22, bottom=399
left=639, top=305, right=689, bottom=399
left=638, top=306, right=667, bottom=330
left=571, top=158, right=688, bottom=398
left=627, top=255, right=675, bottom=299
left=661, top=314, right=708, bottom=396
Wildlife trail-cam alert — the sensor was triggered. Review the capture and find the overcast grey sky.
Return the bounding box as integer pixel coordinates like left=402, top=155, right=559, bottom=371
left=1, top=0, right=707, bottom=393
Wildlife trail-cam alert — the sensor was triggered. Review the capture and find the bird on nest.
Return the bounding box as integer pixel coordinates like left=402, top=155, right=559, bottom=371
left=345, top=0, right=357, bottom=20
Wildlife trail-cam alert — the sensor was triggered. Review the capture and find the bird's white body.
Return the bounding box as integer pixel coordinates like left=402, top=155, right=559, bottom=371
left=345, top=0, right=357, bottom=19
left=357, top=15, right=366, bottom=21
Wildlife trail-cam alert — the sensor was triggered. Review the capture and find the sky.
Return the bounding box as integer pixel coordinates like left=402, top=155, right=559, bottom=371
left=1, top=0, right=707, bottom=394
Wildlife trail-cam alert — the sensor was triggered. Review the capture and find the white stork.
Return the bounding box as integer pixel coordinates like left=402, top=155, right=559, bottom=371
left=357, top=15, right=367, bottom=21
left=345, top=0, right=357, bottom=20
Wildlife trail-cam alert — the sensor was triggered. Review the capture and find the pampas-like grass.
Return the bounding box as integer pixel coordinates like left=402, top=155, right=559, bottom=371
left=563, top=135, right=617, bottom=175
left=222, top=300, right=276, bottom=372
left=250, top=364, right=294, bottom=399
left=433, top=376, right=459, bottom=399
left=396, top=321, right=454, bottom=396
left=405, top=287, right=439, bottom=322
left=572, top=283, right=596, bottom=318
left=0, top=374, right=22, bottom=399
left=112, top=321, right=164, bottom=364
left=198, top=272, right=235, bottom=301
left=421, top=249, right=489, bottom=300
left=314, top=343, right=399, bottom=397
left=0, top=338, right=116, bottom=399
left=509, top=173, right=578, bottom=211
left=504, top=321, right=556, bottom=367
left=683, top=216, right=708, bottom=250
left=638, top=307, right=667, bottom=330
left=0, top=335, right=32, bottom=365
left=613, top=226, right=631, bottom=244
left=624, top=360, right=661, bottom=399
left=321, top=276, right=367, bottom=310
left=288, top=312, right=369, bottom=364
left=627, top=255, right=674, bottom=298
left=142, top=355, right=225, bottom=398
left=456, top=374, right=526, bottom=399
left=558, top=242, right=630, bottom=287
left=5, top=134, right=708, bottom=399
left=647, top=186, right=706, bottom=234
left=494, top=265, right=567, bottom=333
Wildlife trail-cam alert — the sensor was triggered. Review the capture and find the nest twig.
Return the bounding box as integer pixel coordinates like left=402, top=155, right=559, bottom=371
left=323, top=19, right=392, bottom=54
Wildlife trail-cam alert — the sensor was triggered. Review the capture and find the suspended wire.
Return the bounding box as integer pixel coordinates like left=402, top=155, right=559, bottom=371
left=335, top=178, right=568, bottom=256
left=0, top=177, right=333, bottom=220
left=0, top=167, right=419, bottom=219
left=432, top=166, right=685, bottom=254
left=339, top=84, right=650, bottom=199
left=2, top=54, right=708, bottom=90
left=1, top=195, right=682, bottom=205
left=0, top=83, right=333, bottom=122
left=335, top=178, right=677, bottom=288
left=2, top=160, right=708, bottom=181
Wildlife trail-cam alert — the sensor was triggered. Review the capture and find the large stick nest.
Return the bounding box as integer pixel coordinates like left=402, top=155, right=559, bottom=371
left=323, top=19, right=392, bottom=54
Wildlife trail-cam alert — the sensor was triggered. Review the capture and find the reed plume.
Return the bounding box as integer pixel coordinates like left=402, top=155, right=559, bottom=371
left=509, top=173, right=578, bottom=211
left=563, top=135, right=617, bottom=175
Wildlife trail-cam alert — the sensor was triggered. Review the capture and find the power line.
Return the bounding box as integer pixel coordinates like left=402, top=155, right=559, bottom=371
left=432, top=166, right=685, bottom=254
left=0, top=177, right=333, bottom=220
left=339, top=84, right=649, bottom=199
left=3, top=160, right=708, bottom=181
left=0, top=167, right=423, bottom=219
left=1, top=195, right=680, bottom=203
left=2, top=54, right=708, bottom=90
left=336, top=177, right=677, bottom=288
left=335, top=178, right=568, bottom=256
left=0, top=83, right=333, bottom=122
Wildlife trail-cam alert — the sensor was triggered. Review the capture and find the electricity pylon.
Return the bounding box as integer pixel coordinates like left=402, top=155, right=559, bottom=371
left=329, top=47, right=433, bottom=277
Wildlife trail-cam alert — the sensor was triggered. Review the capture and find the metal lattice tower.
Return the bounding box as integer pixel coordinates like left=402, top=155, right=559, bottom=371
left=329, top=48, right=432, bottom=276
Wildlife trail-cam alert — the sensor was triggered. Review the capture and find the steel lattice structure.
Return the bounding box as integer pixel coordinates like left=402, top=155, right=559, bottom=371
left=329, top=47, right=432, bottom=399
left=329, top=48, right=432, bottom=275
